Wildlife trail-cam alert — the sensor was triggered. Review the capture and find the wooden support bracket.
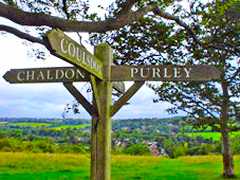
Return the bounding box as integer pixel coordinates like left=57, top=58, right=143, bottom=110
left=111, top=81, right=145, bottom=117
left=90, top=75, right=101, bottom=116
left=63, top=82, right=96, bottom=116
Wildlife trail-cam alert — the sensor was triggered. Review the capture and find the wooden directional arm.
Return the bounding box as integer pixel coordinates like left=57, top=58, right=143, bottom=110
left=63, top=82, right=95, bottom=116
left=111, top=81, right=144, bottom=117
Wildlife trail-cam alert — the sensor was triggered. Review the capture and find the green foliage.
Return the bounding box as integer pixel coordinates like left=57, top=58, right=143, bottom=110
left=1, top=118, right=240, bottom=157
left=122, top=143, right=150, bottom=155
left=163, top=139, right=188, bottom=158
left=231, top=135, right=240, bottom=155
left=0, top=138, right=88, bottom=154
left=173, top=143, right=188, bottom=158
left=0, top=139, right=11, bottom=150
left=188, top=144, right=216, bottom=155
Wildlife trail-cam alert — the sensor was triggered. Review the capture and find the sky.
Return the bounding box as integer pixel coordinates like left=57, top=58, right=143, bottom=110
left=0, top=0, right=186, bottom=119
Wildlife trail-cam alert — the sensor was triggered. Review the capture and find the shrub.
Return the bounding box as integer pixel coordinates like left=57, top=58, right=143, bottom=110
left=173, top=143, right=188, bottom=158
left=231, top=135, right=240, bottom=154
left=188, top=144, right=215, bottom=155
left=123, top=144, right=150, bottom=155
left=0, top=139, right=11, bottom=150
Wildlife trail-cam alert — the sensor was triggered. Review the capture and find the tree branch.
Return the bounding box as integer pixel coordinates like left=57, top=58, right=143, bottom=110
left=0, top=2, right=153, bottom=33
left=153, top=7, right=200, bottom=45
left=0, top=24, right=47, bottom=46
left=62, top=0, right=70, bottom=19
left=227, top=67, right=240, bottom=83
left=0, top=1, right=201, bottom=43
left=116, top=0, right=138, bottom=17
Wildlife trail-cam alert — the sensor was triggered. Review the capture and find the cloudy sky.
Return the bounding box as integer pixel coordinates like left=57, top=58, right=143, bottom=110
left=0, top=1, right=186, bottom=119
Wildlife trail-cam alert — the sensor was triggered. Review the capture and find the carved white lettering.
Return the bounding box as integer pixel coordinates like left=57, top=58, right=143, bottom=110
left=76, top=47, right=82, bottom=62
left=68, top=43, right=75, bottom=57
left=184, top=68, right=192, bottom=78
left=140, top=68, right=149, bottom=78
left=36, top=71, right=45, bottom=80
left=130, top=68, right=138, bottom=78
left=46, top=70, right=54, bottom=80
left=60, top=38, right=102, bottom=74
left=152, top=68, right=161, bottom=78
left=60, top=38, right=68, bottom=54
left=76, top=69, right=85, bottom=79
left=17, top=72, right=25, bottom=81
left=173, top=67, right=181, bottom=78
left=163, top=68, right=171, bottom=78
left=65, top=69, right=75, bottom=79
left=26, top=71, right=35, bottom=81
left=56, top=70, right=64, bottom=79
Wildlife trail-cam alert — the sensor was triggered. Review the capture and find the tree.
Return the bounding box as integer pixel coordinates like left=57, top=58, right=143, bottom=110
left=90, top=0, right=240, bottom=178
left=149, top=2, right=240, bottom=177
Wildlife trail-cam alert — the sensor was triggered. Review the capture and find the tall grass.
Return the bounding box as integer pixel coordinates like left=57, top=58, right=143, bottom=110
left=0, top=153, right=240, bottom=179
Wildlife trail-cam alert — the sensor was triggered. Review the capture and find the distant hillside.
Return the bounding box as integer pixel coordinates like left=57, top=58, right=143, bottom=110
left=0, top=116, right=186, bottom=124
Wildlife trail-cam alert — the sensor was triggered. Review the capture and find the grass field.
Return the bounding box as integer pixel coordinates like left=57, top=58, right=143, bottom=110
left=186, top=131, right=240, bottom=141
left=1, top=122, right=91, bottom=130
left=7, top=122, right=51, bottom=127
left=50, top=124, right=90, bottom=130
left=0, top=153, right=240, bottom=179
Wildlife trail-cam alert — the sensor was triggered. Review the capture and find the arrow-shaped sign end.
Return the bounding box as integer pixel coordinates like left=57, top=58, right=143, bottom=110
left=2, top=70, right=14, bottom=83
left=3, top=71, right=9, bottom=81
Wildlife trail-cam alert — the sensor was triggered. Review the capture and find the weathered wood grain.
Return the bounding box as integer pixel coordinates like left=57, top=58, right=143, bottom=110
left=90, top=44, right=112, bottom=180
left=47, top=29, right=103, bottom=79
left=3, top=67, right=89, bottom=83
left=3, top=67, right=125, bottom=93
left=111, top=65, right=221, bottom=81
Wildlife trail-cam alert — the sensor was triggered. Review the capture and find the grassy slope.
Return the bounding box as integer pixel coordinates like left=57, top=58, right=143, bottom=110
left=0, top=153, right=240, bottom=179
left=3, top=122, right=90, bottom=130
left=51, top=124, right=90, bottom=130
left=186, top=131, right=240, bottom=141
left=7, top=122, right=51, bottom=127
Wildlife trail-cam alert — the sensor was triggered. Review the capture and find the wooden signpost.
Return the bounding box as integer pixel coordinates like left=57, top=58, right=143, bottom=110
left=3, top=65, right=220, bottom=83
left=111, top=65, right=220, bottom=81
left=3, top=29, right=221, bottom=180
left=47, top=29, right=103, bottom=79
left=3, top=67, right=89, bottom=83
left=3, top=67, right=125, bottom=93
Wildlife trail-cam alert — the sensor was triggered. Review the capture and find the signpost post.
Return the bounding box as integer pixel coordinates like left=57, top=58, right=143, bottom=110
left=2, top=29, right=222, bottom=180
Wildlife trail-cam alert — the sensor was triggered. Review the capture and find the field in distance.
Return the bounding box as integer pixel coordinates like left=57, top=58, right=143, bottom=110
left=0, top=152, right=240, bottom=180
left=0, top=121, right=90, bottom=130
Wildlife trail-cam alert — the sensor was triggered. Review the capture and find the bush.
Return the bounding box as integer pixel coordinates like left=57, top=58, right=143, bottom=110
left=123, top=144, right=149, bottom=155
left=188, top=144, right=215, bottom=155
left=173, top=143, right=188, bottom=158
left=231, top=135, right=240, bottom=154
left=34, top=140, right=55, bottom=153
left=0, top=139, right=11, bottom=150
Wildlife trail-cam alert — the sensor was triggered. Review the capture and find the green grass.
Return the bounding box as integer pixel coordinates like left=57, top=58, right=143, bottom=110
left=186, top=131, right=240, bottom=141
left=0, top=122, right=8, bottom=126
left=0, top=153, right=240, bottom=179
left=50, top=124, right=90, bottom=130
left=8, top=122, right=51, bottom=128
